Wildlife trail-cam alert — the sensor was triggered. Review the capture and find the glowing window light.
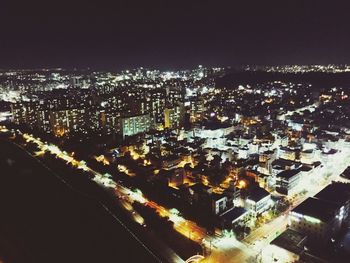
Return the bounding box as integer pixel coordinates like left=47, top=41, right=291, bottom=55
left=246, top=198, right=256, bottom=204
left=304, top=215, right=321, bottom=224
left=236, top=180, right=247, bottom=189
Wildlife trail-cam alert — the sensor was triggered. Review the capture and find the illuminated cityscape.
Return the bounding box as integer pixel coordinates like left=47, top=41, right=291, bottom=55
left=2, top=1, right=350, bottom=263
left=1, top=65, right=350, bottom=263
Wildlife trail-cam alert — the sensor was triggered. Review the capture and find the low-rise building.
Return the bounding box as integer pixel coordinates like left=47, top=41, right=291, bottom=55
left=211, top=193, right=228, bottom=215
left=271, top=158, right=301, bottom=176
left=278, top=146, right=298, bottom=161
left=245, top=187, right=272, bottom=215
left=272, top=133, right=289, bottom=147
left=246, top=169, right=270, bottom=189
left=238, top=146, right=249, bottom=159
left=300, top=149, right=315, bottom=164
left=186, top=183, right=212, bottom=204
left=275, top=169, right=301, bottom=195
left=259, top=149, right=276, bottom=175
left=219, top=207, right=249, bottom=229
left=223, top=187, right=241, bottom=207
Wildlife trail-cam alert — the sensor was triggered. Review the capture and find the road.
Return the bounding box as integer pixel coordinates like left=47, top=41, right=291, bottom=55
left=16, top=131, right=199, bottom=262
left=242, top=141, right=350, bottom=262
left=145, top=201, right=207, bottom=242
left=23, top=132, right=208, bottom=242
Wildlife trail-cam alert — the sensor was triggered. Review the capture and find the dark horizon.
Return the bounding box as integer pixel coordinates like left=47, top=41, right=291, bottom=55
left=1, top=1, right=350, bottom=70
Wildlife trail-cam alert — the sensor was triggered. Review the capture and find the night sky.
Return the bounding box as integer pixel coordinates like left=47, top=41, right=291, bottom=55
left=1, top=0, right=350, bottom=70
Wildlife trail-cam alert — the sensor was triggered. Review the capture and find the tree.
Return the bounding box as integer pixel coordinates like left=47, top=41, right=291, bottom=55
left=207, top=167, right=228, bottom=186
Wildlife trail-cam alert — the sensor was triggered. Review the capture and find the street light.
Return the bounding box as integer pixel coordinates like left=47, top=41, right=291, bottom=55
left=189, top=230, right=193, bottom=240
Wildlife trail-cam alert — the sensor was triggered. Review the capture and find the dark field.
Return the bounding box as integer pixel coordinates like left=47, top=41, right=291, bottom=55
left=0, top=139, right=157, bottom=263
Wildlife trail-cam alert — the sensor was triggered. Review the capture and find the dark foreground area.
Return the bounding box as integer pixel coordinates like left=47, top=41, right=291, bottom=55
left=0, top=139, right=157, bottom=263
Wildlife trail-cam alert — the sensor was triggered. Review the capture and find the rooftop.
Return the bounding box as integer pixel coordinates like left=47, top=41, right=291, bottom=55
left=302, top=149, right=313, bottom=154
left=292, top=197, right=340, bottom=223
left=271, top=228, right=307, bottom=255
left=262, top=149, right=275, bottom=155
left=321, top=148, right=338, bottom=155
left=272, top=158, right=300, bottom=168
left=211, top=193, right=226, bottom=202
left=340, top=167, right=350, bottom=179
left=315, top=182, right=350, bottom=205
left=189, top=183, right=211, bottom=193
left=276, top=169, right=300, bottom=180
left=280, top=146, right=298, bottom=152
left=220, top=207, right=248, bottom=222
left=299, top=165, right=312, bottom=172
left=247, top=187, right=270, bottom=202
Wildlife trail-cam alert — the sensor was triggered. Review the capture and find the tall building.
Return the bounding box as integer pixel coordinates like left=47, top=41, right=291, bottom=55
left=120, top=113, right=151, bottom=138
left=166, top=85, right=185, bottom=105
left=99, top=109, right=121, bottom=135
left=189, top=97, right=205, bottom=122
left=164, top=104, right=184, bottom=129
left=147, top=88, right=166, bottom=125
left=49, top=108, right=86, bottom=137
